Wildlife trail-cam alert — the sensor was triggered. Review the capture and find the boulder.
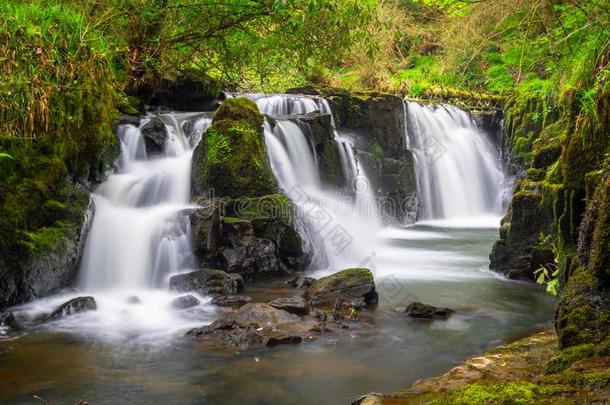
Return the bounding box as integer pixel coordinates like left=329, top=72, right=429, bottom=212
left=237, top=303, right=300, bottom=325
left=126, top=295, right=141, bottom=304
left=169, top=269, right=243, bottom=296
left=0, top=311, right=20, bottom=331
left=140, top=116, right=168, bottom=154
left=171, top=294, right=201, bottom=309
left=268, top=295, right=309, bottom=315
left=211, top=295, right=255, bottom=309
left=286, top=275, right=316, bottom=289
left=45, top=296, right=97, bottom=322
left=191, top=97, right=277, bottom=198
left=186, top=303, right=307, bottom=350
left=306, top=268, right=378, bottom=309
left=218, top=238, right=282, bottom=279
left=403, top=302, right=454, bottom=319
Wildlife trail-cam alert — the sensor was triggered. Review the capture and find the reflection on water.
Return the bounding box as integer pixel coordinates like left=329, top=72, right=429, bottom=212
left=0, top=224, right=554, bottom=404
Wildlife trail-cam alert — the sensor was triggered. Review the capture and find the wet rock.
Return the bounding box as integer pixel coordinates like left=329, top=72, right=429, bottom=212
left=286, top=275, right=316, bottom=289
left=0, top=187, right=94, bottom=309
left=190, top=203, right=221, bottom=263
left=171, top=294, right=201, bottom=309
left=227, top=273, right=245, bottom=292
left=45, top=296, right=97, bottom=322
left=221, top=217, right=255, bottom=246
left=403, top=302, right=454, bottom=319
left=169, top=269, right=243, bottom=296
left=126, top=296, right=141, bottom=304
left=237, top=303, right=300, bottom=325
left=0, top=311, right=20, bottom=330
left=118, top=114, right=140, bottom=127
left=140, top=116, right=168, bottom=155
left=218, top=238, right=282, bottom=280
left=268, top=296, right=309, bottom=315
left=305, top=268, right=378, bottom=309
left=186, top=303, right=308, bottom=350
left=211, top=295, right=255, bottom=309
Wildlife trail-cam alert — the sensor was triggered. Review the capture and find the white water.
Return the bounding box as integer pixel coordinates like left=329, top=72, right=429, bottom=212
left=252, top=94, right=383, bottom=272
left=12, top=113, right=220, bottom=344
left=404, top=101, right=505, bottom=222
left=8, top=95, right=510, bottom=344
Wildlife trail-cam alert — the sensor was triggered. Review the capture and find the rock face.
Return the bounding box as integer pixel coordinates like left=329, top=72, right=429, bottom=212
left=0, top=311, right=20, bottom=330
left=190, top=195, right=312, bottom=280
left=305, top=268, right=378, bottom=309
left=357, top=150, right=418, bottom=224
left=191, top=97, right=277, bottom=198
left=403, top=302, right=453, bottom=319
left=169, top=269, right=244, bottom=296
left=186, top=303, right=307, bottom=350
left=45, top=296, right=97, bottom=322
left=145, top=74, right=222, bottom=112
left=171, top=294, right=201, bottom=309
left=489, top=179, right=560, bottom=280
left=0, top=187, right=94, bottom=310
left=140, top=116, right=168, bottom=155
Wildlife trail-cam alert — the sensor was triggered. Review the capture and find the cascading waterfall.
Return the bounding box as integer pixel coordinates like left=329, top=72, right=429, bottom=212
left=16, top=112, right=218, bottom=342
left=404, top=101, right=505, bottom=223
left=250, top=94, right=382, bottom=272
left=79, top=113, right=210, bottom=289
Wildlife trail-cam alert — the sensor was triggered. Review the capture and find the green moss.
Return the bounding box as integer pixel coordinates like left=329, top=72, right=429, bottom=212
left=373, top=143, right=384, bottom=160
left=546, top=344, right=596, bottom=374
left=225, top=194, right=293, bottom=225
left=213, top=98, right=264, bottom=128
left=309, top=268, right=373, bottom=294
left=193, top=97, right=277, bottom=198
left=432, top=381, right=540, bottom=405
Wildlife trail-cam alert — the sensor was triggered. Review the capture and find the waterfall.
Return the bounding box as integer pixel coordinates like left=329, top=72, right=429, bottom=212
left=251, top=94, right=382, bottom=272
left=404, top=101, right=504, bottom=222
left=79, top=113, right=211, bottom=290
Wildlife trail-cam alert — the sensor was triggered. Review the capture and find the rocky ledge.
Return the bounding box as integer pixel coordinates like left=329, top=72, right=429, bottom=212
left=353, top=329, right=610, bottom=404
left=186, top=267, right=378, bottom=351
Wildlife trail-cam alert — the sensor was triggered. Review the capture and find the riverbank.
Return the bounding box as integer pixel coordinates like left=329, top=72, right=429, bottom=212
left=354, top=329, right=610, bottom=404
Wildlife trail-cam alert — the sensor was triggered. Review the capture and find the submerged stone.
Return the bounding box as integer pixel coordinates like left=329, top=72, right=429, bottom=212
left=171, top=294, right=201, bottom=309
left=403, top=302, right=454, bottom=319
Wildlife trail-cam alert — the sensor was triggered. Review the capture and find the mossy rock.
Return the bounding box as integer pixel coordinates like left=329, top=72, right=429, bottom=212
left=545, top=343, right=596, bottom=374
left=191, top=97, right=277, bottom=198
left=305, top=268, right=378, bottom=309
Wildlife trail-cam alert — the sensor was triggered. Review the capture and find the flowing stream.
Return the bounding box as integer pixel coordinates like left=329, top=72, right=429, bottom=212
left=0, top=95, right=554, bottom=405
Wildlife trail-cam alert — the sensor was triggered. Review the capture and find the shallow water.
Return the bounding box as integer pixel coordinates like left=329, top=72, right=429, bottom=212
left=0, top=223, right=554, bottom=405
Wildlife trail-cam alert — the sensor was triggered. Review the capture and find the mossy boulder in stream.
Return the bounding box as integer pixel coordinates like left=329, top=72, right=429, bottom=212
left=191, top=97, right=277, bottom=198
left=305, top=268, right=378, bottom=309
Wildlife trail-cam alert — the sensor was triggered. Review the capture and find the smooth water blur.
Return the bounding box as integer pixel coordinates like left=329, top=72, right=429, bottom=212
left=0, top=97, right=555, bottom=404
left=0, top=224, right=554, bottom=405
left=405, top=102, right=505, bottom=220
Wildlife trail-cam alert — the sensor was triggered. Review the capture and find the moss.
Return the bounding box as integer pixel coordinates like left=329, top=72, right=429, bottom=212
left=545, top=344, right=596, bottom=374
left=373, top=143, right=384, bottom=160
left=589, top=178, right=610, bottom=278
left=432, top=381, right=540, bottom=405
left=192, top=97, right=277, bottom=198
left=308, top=268, right=373, bottom=294
left=555, top=265, right=610, bottom=348
left=224, top=194, right=293, bottom=225
left=213, top=98, right=264, bottom=128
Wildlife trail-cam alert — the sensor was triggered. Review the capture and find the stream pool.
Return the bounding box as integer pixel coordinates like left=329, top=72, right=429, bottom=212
left=0, top=221, right=554, bottom=404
